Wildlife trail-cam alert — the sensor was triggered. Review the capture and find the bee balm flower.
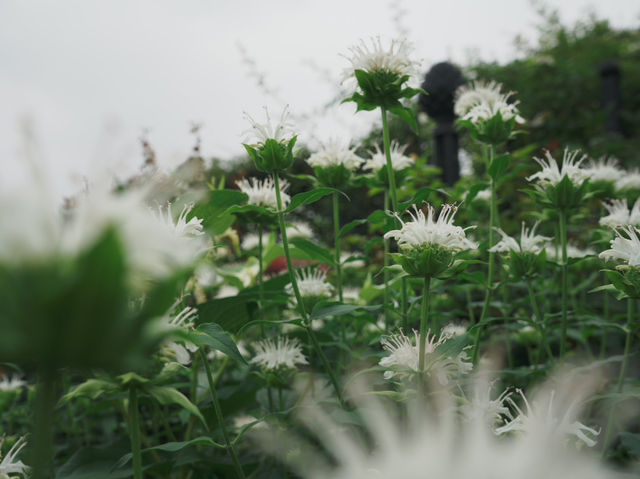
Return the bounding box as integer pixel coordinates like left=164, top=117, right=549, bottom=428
left=489, top=222, right=550, bottom=255
left=243, top=106, right=297, bottom=173
left=0, top=436, right=30, bottom=478
left=236, top=176, right=291, bottom=211
left=455, top=80, right=524, bottom=125
left=251, top=336, right=308, bottom=371
left=599, top=225, right=640, bottom=267
left=384, top=204, right=477, bottom=277
left=527, top=149, right=588, bottom=187
left=306, top=138, right=364, bottom=188
left=599, top=198, right=640, bottom=228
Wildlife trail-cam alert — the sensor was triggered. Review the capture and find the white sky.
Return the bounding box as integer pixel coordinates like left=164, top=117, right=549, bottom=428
left=1, top=0, right=638, bottom=196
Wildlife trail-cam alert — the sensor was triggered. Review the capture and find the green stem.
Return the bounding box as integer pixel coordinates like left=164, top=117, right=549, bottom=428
left=199, top=349, right=245, bottom=479
left=32, top=370, right=57, bottom=479
left=258, top=227, right=264, bottom=324
left=383, top=191, right=391, bottom=326
left=332, top=192, right=343, bottom=302
left=526, top=278, right=554, bottom=363
left=559, top=209, right=569, bottom=357
left=381, top=106, right=409, bottom=331
left=600, top=273, right=610, bottom=358
left=472, top=153, right=497, bottom=364
left=128, top=385, right=143, bottom=479
left=602, top=298, right=634, bottom=457
left=418, top=277, right=431, bottom=373
left=273, top=174, right=345, bottom=408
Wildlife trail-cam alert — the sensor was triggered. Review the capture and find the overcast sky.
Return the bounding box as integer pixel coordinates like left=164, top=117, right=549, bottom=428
left=1, top=0, right=638, bottom=197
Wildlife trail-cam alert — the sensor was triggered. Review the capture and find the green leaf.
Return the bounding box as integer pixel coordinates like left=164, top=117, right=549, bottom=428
left=436, top=334, right=470, bottom=358
left=191, top=189, right=247, bottom=235
left=388, top=104, right=418, bottom=132
left=289, top=237, right=335, bottom=265
left=487, top=154, right=510, bottom=180
left=145, top=385, right=206, bottom=426
left=191, top=323, right=247, bottom=365
left=60, top=379, right=118, bottom=403
left=338, top=219, right=368, bottom=239
left=196, top=295, right=257, bottom=334
left=285, top=187, right=348, bottom=214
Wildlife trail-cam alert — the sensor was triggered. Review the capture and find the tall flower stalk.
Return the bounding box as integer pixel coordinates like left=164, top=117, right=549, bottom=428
left=558, top=209, right=569, bottom=355
left=332, top=192, right=343, bottom=301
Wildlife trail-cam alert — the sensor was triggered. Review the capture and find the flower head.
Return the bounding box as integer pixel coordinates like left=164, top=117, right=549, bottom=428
left=599, top=225, right=640, bottom=267
left=251, top=336, right=308, bottom=371
left=161, top=305, right=199, bottom=365
left=286, top=268, right=333, bottom=299
left=243, top=106, right=297, bottom=173
left=489, top=221, right=550, bottom=255
left=243, top=106, right=295, bottom=146
left=363, top=142, right=414, bottom=173
left=496, top=388, right=600, bottom=447
left=0, top=436, right=30, bottom=478
left=236, top=176, right=290, bottom=211
left=379, top=330, right=472, bottom=384
left=306, top=138, right=364, bottom=171
left=285, top=221, right=313, bottom=239
left=615, top=168, right=640, bottom=192
left=385, top=204, right=477, bottom=252
left=583, top=156, right=622, bottom=184
left=341, top=37, right=419, bottom=83
left=0, top=376, right=26, bottom=392
left=599, top=198, right=640, bottom=228
left=527, top=149, right=588, bottom=187
left=455, top=81, right=524, bottom=124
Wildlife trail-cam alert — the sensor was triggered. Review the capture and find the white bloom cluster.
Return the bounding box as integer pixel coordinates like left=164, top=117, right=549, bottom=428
left=489, top=222, right=550, bottom=254
left=236, top=177, right=290, bottom=211
left=546, top=244, right=596, bottom=262
left=285, top=221, right=313, bottom=239
left=454, top=81, right=524, bottom=124
left=251, top=336, right=308, bottom=370
left=385, top=204, right=478, bottom=252
left=379, top=330, right=472, bottom=384
left=64, top=186, right=208, bottom=282
left=582, top=156, right=623, bottom=184
left=306, top=138, right=364, bottom=171
left=599, top=225, right=640, bottom=266
left=341, top=37, right=420, bottom=81
left=599, top=198, right=640, bottom=228
left=0, top=436, right=30, bottom=478
left=243, top=106, right=295, bottom=146
left=162, top=305, right=199, bottom=366
left=286, top=268, right=333, bottom=298
left=0, top=376, right=26, bottom=392
left=496, top=389, right=600, bottom=447
left=527, top=149, right=588, bottom=187
left=363, top=142, right=414, bottom=173
left=267, top=371, right=615, bottom=479
left=615, top=168, right=640, bottom=192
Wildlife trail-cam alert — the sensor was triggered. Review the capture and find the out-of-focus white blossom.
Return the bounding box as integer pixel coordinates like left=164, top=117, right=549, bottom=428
left=379, top=330, right=472, bottom=384
left=251, top=336, right=308, bottom=371
left=455, top=81, right=524, bottom=124
left=599, top=199, right=640, bottom=228
left=599, top=225, right=640, bottom=267
left=363, top=142, right=414, bottom=173
left=583, top=156, right=623, bottom=184
left=489, top=222, right=550, bottom=254
left=615, top=168, right=640, bottom=192
left=0, top=376, right=26, bottom=392
left=306, top=138, right=364, bottom=171
left=527, top=149, right=588, bottom=187
left=236, top=177, right=290, bottom=211
left=546, top=244, right=596, bottom=262
left=286, top=268, right=333, bottom=299
left=285, top=222, right=313, bottom=240
left=385, top=204, right=478, bottom=252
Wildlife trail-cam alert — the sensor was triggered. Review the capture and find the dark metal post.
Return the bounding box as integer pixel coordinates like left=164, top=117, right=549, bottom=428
left=419, top=62, right=465, bottom=186
left=600, top=60, right=622, bottom=134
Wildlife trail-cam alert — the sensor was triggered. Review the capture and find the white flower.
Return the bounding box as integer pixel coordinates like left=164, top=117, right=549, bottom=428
left=546, top=244, right=596, bottom=262
left=236, top=177, right=290, bottom=211
left=599, top=198, right=640, bottom=228
left=363, top=142, right=413, bottom=173
left=496, top=389, right=600, bottom=447
left=599, top=225, right=640, bottom=266
left=615, top=168, right=640, bottom=191
left=64, top=186, right=207, bottom=284
left=379, top=330, right=472, bottom=384
left=489, top=221, right=550, bottom=254
left=527, top=149, right=588, bottom=187
left=286, top=268, right=333, bottom=298
left=583, top=156, right=623, bottom=184
left=441, top=323, right=467, bottom=338
left=243, top=106, right=295, bottom=146
left=0, top=436, right=30, bottom=478
left=264, top=371, right=616, bottom=479
left=285, top=221, right=313, bottom=239
left=462, top=381, right=513, bottom=426
left=241, top=233, right=260, bottom=251
left=0, top=376, right=26, bottom=392
left=341, top=37, right=420, bottom=83
left=162, top=305, right=199, bottom=365
left=454, top=81, right=524, bottom=124
left=384, top=204, right=478, bottom=252
left=251, top=336, right=308, bottom=370
left=306, top=138, right=364, bottom=171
